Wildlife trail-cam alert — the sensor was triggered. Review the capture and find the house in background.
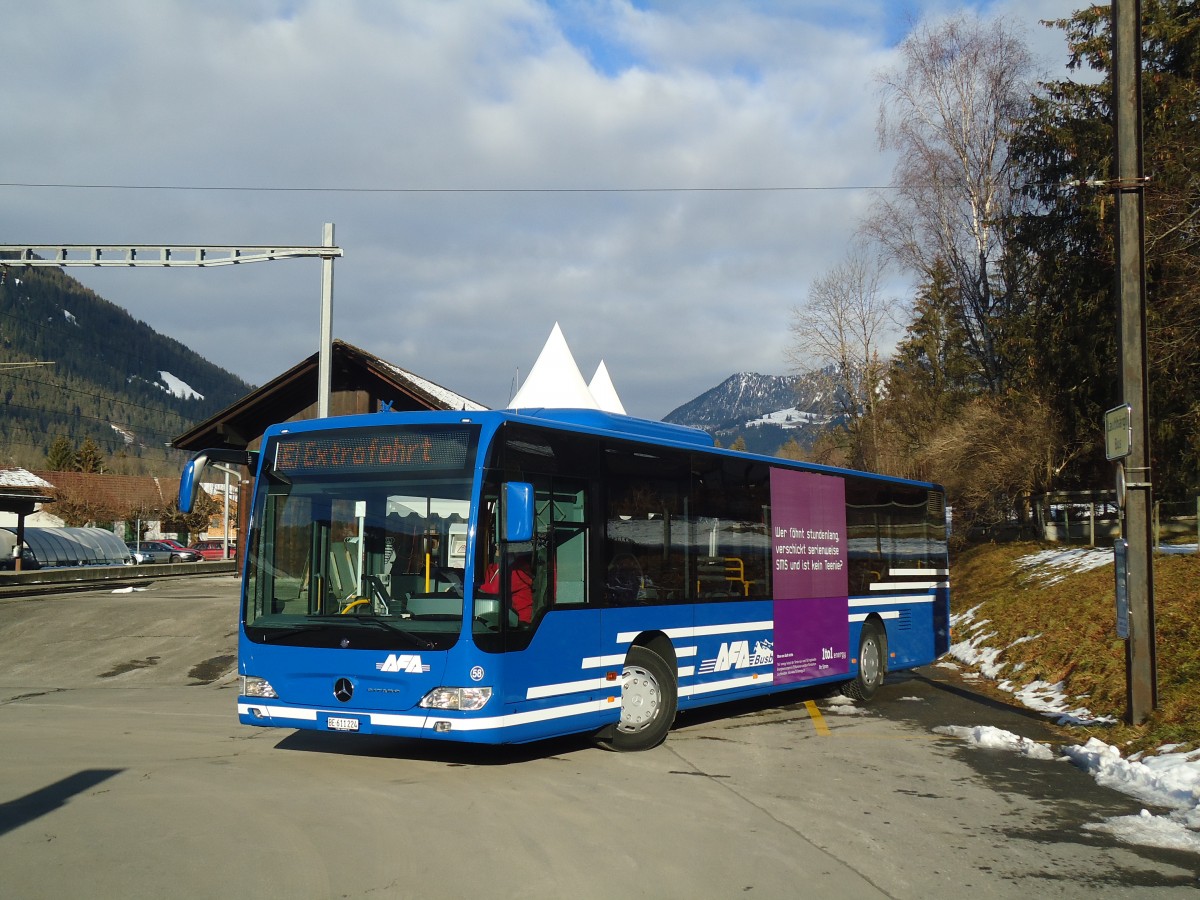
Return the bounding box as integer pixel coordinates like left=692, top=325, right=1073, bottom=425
left=172, top=338, right=485, bottom=455
left=171, top=339, right=486, bottom=560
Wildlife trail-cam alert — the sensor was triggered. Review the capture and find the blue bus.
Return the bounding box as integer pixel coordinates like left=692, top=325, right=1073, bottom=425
left=179, top=407, right=950, bottom=751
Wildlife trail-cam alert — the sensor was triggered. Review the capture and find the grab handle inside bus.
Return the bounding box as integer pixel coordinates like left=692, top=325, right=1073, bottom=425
left=178, top=448, right=259, bottom=513
left=501, top=482, right=534, bottom=543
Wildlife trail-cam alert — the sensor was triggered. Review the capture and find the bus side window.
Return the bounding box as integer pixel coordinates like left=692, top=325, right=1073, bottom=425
left=548, top=483, right=587, bottom=607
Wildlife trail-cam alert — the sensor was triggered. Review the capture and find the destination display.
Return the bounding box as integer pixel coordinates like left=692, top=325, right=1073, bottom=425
left=770, top=468, right=849, bottom=684
left=272, top=426, right=476, bottom=475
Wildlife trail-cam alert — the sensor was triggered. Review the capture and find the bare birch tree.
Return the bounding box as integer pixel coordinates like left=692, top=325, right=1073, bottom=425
left=789, top=247, right=895, bottom=468
left=867, top=13, right=1033, bottom=394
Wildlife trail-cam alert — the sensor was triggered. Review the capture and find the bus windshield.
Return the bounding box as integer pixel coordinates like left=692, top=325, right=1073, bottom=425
left=244, top=426, right=478, bottom=650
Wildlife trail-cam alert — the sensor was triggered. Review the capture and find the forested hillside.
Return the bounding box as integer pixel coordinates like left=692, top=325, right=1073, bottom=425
left=0, top=256, right=254, bottom=474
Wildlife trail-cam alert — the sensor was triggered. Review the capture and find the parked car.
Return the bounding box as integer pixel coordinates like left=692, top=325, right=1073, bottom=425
left=136, top=539, right=202, bottom=563
left=189, top=539, right=237, bottom=561
left=126, top=542, right=171, bottom=565
left=154, top=539, right=204, bottom=562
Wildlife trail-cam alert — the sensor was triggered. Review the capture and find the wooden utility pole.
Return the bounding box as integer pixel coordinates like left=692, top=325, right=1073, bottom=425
left=1112, top=0, right=1157, bottom=723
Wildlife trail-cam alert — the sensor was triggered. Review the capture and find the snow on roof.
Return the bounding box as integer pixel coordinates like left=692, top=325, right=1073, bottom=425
left=0, top=467, right=55, bottom=492
left=373, top=359, right=487, bottom=411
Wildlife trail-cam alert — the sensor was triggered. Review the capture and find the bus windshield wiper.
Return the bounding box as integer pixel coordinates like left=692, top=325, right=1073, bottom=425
left=296, top=615, right=435, bottom=649
left=345, top=616, right=436, bottom=649
left=257, top=623, right=329, bottom=643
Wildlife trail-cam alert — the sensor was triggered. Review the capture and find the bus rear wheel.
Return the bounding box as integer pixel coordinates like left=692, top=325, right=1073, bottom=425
left=842, top=619, right=887, bottom=701
left=598, top=646, right=677, bottom=752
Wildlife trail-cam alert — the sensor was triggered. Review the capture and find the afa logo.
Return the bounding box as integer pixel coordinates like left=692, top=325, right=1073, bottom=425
left=699, top=639, right=773, bottom=675
left=375, top=654, right=431, bottom=674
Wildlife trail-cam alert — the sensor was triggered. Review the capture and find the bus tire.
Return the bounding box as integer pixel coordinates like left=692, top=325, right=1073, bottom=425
left=598, top=645, right=677, bottom=752
left=842, top=619, right=887, bottom=701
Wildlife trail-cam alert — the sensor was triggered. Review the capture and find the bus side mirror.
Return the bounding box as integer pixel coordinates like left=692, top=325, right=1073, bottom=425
left=178, top=448, right=259, bottom=513
left=178, top=452, right=210, bottom=514
left=501, top=482, right=534, bottom=543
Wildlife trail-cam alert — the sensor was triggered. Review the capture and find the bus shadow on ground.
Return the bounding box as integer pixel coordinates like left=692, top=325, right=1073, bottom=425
left=273, top=729, right=597, bottom=765
left=271, top=683, right=847, bottom=764
left=670, top=683, right=842, bottom=735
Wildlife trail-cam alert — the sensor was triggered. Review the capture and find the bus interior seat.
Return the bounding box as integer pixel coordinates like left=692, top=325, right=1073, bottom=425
left=696, top=556, right=751, bottom=597
left=328, top=542, right=361, bottom=607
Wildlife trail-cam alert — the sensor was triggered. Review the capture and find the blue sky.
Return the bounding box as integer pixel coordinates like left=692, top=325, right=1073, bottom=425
left=0, top=0, right=1081, bottom=419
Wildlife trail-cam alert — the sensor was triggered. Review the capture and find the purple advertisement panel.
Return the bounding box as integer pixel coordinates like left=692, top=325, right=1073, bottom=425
left=771, top=469, right=849, bottom=684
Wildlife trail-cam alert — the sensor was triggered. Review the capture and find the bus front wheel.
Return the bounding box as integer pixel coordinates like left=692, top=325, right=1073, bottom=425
left=598, top=646, right=677, bottom=752
left=842, top=619, right=887, bottom=701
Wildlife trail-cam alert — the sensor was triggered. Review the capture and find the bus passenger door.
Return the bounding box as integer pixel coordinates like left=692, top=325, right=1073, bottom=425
left=497, top=479, right=603, bottom=720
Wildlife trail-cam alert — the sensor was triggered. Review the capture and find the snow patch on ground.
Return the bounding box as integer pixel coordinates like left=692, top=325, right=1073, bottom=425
left=941, top=546, right=1200, bottom=854
left=934, top=724, right=1057, bottom=760
left=1013, top=547, right=1113, bottom=585
left=936, top=727, right=1200, bottom=854
left=823, top=695, right=869, bottom=715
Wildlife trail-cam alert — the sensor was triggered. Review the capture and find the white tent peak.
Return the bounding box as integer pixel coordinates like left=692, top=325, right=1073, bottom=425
left=507, top=323, right=601, bottom=410
left=588, top=360, right=626, bottom=415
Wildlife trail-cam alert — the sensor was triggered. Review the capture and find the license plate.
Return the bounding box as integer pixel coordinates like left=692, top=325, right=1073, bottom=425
left=327, top=717, right=360, bottom=732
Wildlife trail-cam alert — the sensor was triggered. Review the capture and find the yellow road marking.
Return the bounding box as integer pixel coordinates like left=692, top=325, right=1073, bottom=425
left=804, top=699, right=832, bottom=736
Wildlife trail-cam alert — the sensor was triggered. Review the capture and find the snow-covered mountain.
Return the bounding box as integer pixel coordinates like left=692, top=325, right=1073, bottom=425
left=663, top=372, right=841, bottom=454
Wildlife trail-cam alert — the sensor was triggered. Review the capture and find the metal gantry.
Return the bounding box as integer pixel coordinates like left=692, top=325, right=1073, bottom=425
left=1, top=225, right=343, bottom=416
left=0, top=243, right=340, bottom=267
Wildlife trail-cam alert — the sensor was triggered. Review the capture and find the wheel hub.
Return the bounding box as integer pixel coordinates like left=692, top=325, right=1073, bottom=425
left=617, top=665, right=660, bottom=732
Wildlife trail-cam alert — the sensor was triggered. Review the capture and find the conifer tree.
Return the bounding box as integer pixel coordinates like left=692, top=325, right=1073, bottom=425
left=46, top=436, right=75, bottom=471
left=75, top=437, right=105, bottom=474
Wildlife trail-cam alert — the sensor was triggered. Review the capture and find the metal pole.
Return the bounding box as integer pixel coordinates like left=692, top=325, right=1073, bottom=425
left=1113, top=0, right=1157, bottom=723
left=223, top=468, right=230, bottom=560
left=317, top=222, right=336, bottom=418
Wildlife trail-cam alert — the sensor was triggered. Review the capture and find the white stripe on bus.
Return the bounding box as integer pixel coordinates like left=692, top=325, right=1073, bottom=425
left=681, top=672, right=775, bottom=697
left=411, top=699, right=615, bottom=732
left=581, top=644, right=697, bottom=669
left=849, top=594, right=935, bottom=606
left=616, top=620, right=772, bottom=644
left=526, top=676, right=614, bottom=700
left=849, top=611, right=901, bottom=622
left=238, top=703, right=317, bottom=721
left=245, top=700, right=617, bottom=734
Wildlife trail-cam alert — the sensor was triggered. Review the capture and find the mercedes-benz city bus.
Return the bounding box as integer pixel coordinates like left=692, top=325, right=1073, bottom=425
left=179, top=407, right=950, bottom=751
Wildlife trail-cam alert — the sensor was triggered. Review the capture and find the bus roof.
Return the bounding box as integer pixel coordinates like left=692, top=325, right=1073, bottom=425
left=261, top=407, right=943, bottom=492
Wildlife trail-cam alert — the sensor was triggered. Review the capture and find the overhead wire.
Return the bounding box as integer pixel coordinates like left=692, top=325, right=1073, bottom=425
left=0, top=181, right=892, bottom=193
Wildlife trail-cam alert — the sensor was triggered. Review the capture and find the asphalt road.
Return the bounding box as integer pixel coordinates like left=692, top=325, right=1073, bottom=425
left=0, top=576, right=1196, bottom=899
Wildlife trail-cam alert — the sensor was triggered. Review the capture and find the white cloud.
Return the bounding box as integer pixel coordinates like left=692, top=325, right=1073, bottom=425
left=0, top=0, right=1081, bottom=419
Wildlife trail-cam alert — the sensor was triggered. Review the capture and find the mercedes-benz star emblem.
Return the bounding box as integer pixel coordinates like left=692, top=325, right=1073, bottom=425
left=333, top=678, right=354, bottom=703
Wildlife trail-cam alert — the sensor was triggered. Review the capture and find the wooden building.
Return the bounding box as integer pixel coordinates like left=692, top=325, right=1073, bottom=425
left=170, top=340, right=486, bottom=558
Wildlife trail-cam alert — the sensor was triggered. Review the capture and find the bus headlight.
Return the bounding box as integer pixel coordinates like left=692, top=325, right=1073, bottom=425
left=419, top=686, right=492, bottom=711
left=242, top=675, right=278, bottom=699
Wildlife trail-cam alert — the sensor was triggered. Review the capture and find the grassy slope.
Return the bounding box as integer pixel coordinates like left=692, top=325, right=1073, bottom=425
left=950, top=542, right=1200, bottom=754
